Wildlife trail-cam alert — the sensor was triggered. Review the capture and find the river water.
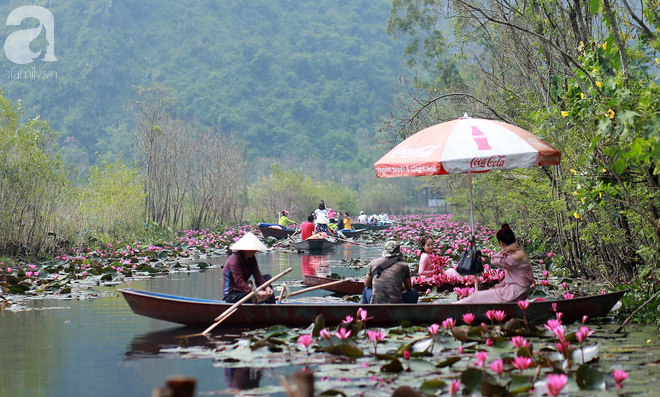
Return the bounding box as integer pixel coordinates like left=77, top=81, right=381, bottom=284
left=1, top=243, right=658, bottom=396
left=0, top=244, right=381, bottom=397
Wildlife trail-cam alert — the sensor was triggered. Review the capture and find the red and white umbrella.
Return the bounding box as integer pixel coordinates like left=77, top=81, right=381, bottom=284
left=374, top=117, right=561, bottom=235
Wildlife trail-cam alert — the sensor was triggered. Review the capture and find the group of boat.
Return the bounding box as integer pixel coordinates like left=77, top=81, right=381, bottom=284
left=257, top=221, right=391, bottom=251
left=119, top=221, right=625, bottom=330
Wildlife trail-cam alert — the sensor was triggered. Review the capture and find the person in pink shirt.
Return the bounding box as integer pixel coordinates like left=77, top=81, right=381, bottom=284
left=454, top=223, right=534, bottom=304
left=418, top=236, right=462, bottom=279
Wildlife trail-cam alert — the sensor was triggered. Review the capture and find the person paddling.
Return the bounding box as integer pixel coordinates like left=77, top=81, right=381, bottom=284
left=222, top=232, right=275, bottom=304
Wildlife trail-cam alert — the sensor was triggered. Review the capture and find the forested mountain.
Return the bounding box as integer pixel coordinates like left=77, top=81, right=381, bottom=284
left=0, top=0, right=406, bottom=179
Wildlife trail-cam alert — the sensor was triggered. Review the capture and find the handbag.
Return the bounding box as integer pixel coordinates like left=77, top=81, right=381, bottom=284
left=457, top=248, right=484, bottom=275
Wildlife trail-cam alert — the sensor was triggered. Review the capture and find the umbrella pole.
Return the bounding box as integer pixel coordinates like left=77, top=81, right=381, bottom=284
left=468, top=172, right=478, bottom=292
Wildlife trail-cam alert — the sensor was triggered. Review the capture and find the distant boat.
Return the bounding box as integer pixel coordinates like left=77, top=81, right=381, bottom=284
left=338, top=228, right=368, bottom=238
left=290, top=237, right=338, bottom=251
left=118, top=288, right=627, bottom=328
left=257, top=223, right=296, bottom=239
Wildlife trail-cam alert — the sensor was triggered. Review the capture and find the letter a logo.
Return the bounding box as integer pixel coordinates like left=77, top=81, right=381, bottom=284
left=4, top=6, right=57, bottom=64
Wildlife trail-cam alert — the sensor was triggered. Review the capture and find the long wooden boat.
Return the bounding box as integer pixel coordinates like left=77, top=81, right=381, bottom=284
left=290, top=237, right=338, bottom=251
left=353, top=223, right=392, bottom=231
left=302, top=275, right=500, bottom=295
left=339, top=228, right=368, bottom=238
left=118, top=288, right=626, bottom=328
left=257, top=223, right=296, bottom=239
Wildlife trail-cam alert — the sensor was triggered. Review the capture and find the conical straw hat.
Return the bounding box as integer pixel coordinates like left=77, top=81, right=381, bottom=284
left=230, top=232, right=268, bottom=251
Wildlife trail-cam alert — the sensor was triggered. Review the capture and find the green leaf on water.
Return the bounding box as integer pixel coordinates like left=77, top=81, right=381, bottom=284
left=509, top=374, right=533, bottom=393
left=576, top=364, right=605, bottom=390
left=263, top=325, right=289, bottom=339
left=460, top=368, right=484, bottom=392
left=419, top=378, right=447, bottom=395
left=436, top=356, right=462, bottom=368
left=381, top=358, right=404, bottom=373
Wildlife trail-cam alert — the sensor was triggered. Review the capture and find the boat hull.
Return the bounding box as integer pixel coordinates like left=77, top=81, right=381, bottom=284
left=257, top=224, right=296, bottom=239
left=290, top=238, right=337, bottom=251
left=118, top=288, right=626, bottom=328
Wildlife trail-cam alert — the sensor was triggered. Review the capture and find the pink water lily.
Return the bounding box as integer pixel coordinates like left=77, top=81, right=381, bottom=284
left=575, top=326, right=594, bottom=343
left=546, top=373, right=568, bottom=396
left=488, top=359, right=504, bottom=375
left=356, top=308, right=367, bottom=322
left=335, top=328, right=351, bottom=340
left=297, top=334, right=315, bottom=354
left=462, top=312, right=475, bottom=326
left=512, top=356, right=533, bottom=372
left=563, top=292, right=574, bottom=299
left=613, top=369, right=628, bottom=388
left=517, top=300, right=529, bottom=311
left=474, top=351, right=488, bottom=367
left=510, top=336, right=530, bottom=349
left=319, top=329, right=332, bottom=340
left=427, top=323, right=440, bottom=336
left=441, top=318, right=456, bottom=330
left=449, top=380, right=461, bottom=395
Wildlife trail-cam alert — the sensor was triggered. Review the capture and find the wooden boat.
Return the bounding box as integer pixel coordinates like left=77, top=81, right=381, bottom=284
left=118, top=288, right=627, bottom=328
left=353, top=222, right=392, bottom=231
left=302, top=275, right=500, bottom=295
left=290, top=237, right=338, bottom=251
left=338, top=228, right=368, bottom=238
left=257, top=223, right=296, bottom=239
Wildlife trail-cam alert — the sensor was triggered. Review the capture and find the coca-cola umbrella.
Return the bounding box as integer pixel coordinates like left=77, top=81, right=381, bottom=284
left=374, top=116, right=561, bottom=237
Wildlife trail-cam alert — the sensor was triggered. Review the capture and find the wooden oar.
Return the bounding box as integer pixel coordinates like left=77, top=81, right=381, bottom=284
left=287, top=279, right=349, bottom=298
left=177, top=267, right=292, bottom=339
left=335, top=236, right=363, bottom=246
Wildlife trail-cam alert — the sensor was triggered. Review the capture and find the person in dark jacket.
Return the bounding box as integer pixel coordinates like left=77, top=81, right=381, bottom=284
left=222, top=232, right=274, bottom=303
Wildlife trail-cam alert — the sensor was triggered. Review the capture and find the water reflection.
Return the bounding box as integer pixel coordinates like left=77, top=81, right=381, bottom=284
left=225, top=367, right=263, bottom=390
left=124, top=326, right=213, bottom=360
left=301, top=254, right=326, bottom=276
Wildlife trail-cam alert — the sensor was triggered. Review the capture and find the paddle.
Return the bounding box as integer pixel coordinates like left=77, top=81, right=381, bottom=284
left=279, top=279, right=349, bottom=301
left=289, top=279, right=349, bottom=296
left=178, top=267, right=292, bottom=338
left=335, top=236, right=363, bottom=246
left=270, top=230, right=300, bottom=250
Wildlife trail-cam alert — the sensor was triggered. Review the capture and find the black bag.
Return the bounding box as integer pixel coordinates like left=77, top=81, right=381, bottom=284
left=457, top=248, right=484, bottom=275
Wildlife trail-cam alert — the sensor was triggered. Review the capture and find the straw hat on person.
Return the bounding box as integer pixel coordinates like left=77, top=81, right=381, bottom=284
left=316, top=213, right=330, bottom=224
left=230, top=232, right=268, bottom=251
left=382, top=240, right=401, bottom=258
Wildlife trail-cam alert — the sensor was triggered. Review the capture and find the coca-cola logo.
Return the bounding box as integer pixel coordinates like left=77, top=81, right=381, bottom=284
left=389, top=144, right=441, bottom=159
left=470, top=155, right=506, bottom=169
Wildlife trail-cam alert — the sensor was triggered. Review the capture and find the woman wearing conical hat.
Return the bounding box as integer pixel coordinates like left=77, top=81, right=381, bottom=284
left=222, top=232, right=274, bottom=304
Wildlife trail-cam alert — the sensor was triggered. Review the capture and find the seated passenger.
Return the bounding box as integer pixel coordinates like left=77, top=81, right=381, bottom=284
left=360, top=240, right=418, bottom=304
left=418, top=236, right=463, bottom=279
left=300, top=214, right=315, bottom=240
left=315, top=213, right=335, bottom=237
left=454, top=223, right=533, bottom=304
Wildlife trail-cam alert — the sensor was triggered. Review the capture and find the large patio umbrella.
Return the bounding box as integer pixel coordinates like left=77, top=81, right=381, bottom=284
left=374, top=116, right=561, bottom=238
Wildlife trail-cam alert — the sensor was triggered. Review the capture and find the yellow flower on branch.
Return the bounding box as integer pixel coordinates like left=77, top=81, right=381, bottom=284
left=596, top=81, right=602, bottom=89
left=573, top=212, right=580, bottom=219
left=561, top=111, right=569, bottom=117
left=605, top=109, right=615, bottom=119
left=580, top=93, right=585, bottom=99
left=570, top=169, right=577, bottom=175
left=601, top=168, right=607, bottom=172
left=602, top=42, right=607, bottom=50
left=581, top=198, right=585, bottom=204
